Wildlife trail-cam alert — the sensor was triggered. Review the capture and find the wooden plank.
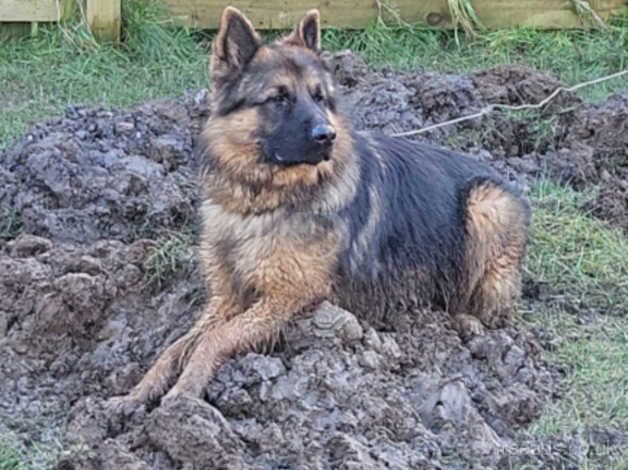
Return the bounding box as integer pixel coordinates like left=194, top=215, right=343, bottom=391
left=159, top=0, right=626, bottom=29
left=160, top=0, right=448, bottom=29
left=86, top=0, right=121, bottom=42
left=468, top=0, right=625, bottom=29
left=0, top=0, right=60, bottom=22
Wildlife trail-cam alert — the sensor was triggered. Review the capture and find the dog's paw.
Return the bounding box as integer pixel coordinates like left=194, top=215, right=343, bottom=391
left=162, top=382, right=204, bottom=404
left=453, top=313, right=486, bottom=343
left=105, top=393, right=146, bottom=417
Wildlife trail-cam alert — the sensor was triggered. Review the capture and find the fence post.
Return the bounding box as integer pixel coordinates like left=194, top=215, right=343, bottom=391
left=86, top=0, right=121, bottom=42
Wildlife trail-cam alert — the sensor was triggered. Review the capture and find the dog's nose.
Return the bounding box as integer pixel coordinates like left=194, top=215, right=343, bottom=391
left=311, top=124, right=336, bottom=144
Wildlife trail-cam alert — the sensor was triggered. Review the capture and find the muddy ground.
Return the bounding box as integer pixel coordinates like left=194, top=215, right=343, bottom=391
left=0, top=52, right=626, bottom=469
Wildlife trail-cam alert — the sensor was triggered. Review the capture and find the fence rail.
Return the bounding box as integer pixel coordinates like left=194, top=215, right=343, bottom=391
left=0, top=0, right=62, bottom=22
left=1, top=0, right=626, bottom=42
left=161, top=0, right=626, bottom=29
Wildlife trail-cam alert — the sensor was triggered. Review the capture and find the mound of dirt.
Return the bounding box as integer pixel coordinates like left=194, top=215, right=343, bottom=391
left=1, top=53, right=626, bottom=469
left=0, top=94, right=208, bottom=244
left=56, top=303, right=555, bottom=469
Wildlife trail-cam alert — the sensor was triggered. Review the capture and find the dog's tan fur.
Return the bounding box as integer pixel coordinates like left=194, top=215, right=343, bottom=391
left=460, top=182, right=529, bottom=328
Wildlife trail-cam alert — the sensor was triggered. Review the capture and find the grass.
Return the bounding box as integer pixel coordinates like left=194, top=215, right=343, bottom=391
left=143, top=230, right=194, bottom=290
left=521, top=180, right=628, bottom=469
left=528, top=312, right=628, bottom=468
left=0, top=440, right=24, bottom=470
left=526, top=180, right=628, bottom=314
left=0, top=434, right=58, bottom=470
left=0, top=208, right=22, bottom=241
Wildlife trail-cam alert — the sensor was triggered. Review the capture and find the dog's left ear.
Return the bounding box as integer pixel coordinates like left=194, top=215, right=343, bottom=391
left=285, top=10, right=321, bottom=52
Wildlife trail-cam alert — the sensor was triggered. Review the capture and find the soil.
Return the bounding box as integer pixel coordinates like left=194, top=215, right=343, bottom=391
left=0, top=52, right=626, bottom=469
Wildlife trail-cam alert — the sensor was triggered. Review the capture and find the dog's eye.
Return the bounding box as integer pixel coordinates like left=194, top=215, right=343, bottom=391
left=269, top=86, right=291, bottom=106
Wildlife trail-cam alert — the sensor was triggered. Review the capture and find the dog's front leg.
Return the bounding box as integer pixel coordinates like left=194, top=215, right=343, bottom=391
left=163, top=222, right=338, bottom=400
left=163, top=291, right=320, bottom=401
left=107, top=294, right=241, bottom=412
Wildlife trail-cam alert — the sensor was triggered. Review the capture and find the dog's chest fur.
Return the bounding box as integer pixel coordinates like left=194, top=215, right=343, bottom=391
left=199, top=199, right=343, bottom=298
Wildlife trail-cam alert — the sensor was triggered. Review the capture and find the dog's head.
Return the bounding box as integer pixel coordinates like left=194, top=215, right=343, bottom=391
left=204, top=7, right=350, bottom=188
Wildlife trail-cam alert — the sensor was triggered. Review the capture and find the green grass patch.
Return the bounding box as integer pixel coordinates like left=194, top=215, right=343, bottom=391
left=0, top=433, right=58, bottom=470
left=0, top=208, right=22, bottom=241
left=526, top=311, right=628, bottom=468
left=143, top=230, right=193, bottom=290
left=526, top=180, right=628, bottom=314
left=0, top=439, right=25, bottom=470
left=523, top=181, right=628, bottom=468
left=530, top=313, right=628, bottom=434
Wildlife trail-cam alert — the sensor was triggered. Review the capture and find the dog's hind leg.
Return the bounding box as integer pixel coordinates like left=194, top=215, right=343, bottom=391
left=455, top=180, right=529, bottom=335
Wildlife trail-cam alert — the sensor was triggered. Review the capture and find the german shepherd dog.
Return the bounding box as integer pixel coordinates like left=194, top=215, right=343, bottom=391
left=110, top=7, right=529, bottom=410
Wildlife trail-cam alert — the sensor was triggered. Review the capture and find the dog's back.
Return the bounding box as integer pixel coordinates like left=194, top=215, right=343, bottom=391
left=332, top=131, right=528, bottom=319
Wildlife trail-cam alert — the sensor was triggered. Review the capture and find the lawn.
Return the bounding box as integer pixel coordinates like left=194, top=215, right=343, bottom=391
left=1, top=1, right=626, bottom=468
left=525, top=182, right=628, bottom=468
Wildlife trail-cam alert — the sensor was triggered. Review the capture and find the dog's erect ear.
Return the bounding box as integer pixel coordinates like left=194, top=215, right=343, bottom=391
left=284, top=10, right=321, bottom=52
left=299, top=10, right=321, bottom=51
left=211, top=7, right=261, bottom=81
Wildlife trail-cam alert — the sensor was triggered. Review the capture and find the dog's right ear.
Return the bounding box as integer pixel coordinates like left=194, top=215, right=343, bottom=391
left=211, top=7, right=262, bottom=83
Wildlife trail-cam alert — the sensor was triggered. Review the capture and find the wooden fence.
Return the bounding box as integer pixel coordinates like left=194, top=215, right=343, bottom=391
left=161, top=0, right=626, bottom=29
left=1, top=0, right=626, bottom=42
left=0, top=0, right=121, bottom=41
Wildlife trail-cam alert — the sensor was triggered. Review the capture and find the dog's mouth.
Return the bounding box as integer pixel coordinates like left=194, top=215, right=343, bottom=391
left=257, top=139, right=332, bottom=166
left=272, top=151, right=331, bottom=166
